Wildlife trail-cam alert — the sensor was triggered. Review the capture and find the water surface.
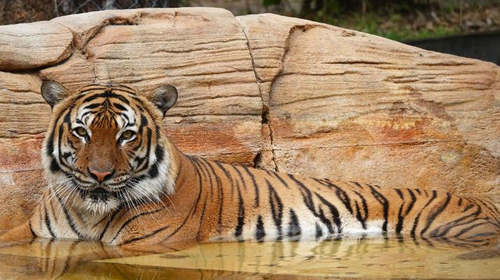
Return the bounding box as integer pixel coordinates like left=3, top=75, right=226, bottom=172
left=0, top=196, right=498, bottom=279
left=0, top=235, right=499, bottom=280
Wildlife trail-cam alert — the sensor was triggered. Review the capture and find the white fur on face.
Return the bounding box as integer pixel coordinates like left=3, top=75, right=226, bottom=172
left=81, top=196, right=121, bottom=215
left=42, top=99, right=175, bottom=217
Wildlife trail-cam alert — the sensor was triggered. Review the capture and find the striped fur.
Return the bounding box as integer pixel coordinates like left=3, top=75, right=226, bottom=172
left=1, top=82, right=499, bottom=249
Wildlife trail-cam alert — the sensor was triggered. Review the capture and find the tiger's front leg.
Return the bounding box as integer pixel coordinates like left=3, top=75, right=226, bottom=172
left=0, top=222, right=36, bottom=246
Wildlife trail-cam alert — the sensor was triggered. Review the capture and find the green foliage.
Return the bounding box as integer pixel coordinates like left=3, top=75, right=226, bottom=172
left=263, top=0, right=281, bottom=7
left=308, top=3, right=462, bottom=41
left=260, top=0, right=492, bottom=41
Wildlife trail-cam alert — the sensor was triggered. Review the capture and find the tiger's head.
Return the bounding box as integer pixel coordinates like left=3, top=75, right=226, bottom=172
left=40, top=81, right=179, bottom=215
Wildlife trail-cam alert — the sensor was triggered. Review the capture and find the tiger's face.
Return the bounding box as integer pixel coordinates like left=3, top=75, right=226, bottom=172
left=40, top=81, right=178, bottom=215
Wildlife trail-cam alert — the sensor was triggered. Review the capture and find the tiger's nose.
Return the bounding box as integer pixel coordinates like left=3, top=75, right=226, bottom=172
left=88, top=168, right=113, bottom=183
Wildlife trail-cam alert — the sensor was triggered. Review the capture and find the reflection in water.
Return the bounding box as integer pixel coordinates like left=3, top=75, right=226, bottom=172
left=0, top=235, right=499, bottom=280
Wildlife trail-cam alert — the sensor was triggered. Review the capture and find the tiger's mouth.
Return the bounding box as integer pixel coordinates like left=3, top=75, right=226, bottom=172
left=88, top=187, right=112, bottom=202
left=70, top=173, right=161, bottom=214
left=77, top=185, right=117, bottom=200
left=79, top=187, right=122, bottom=214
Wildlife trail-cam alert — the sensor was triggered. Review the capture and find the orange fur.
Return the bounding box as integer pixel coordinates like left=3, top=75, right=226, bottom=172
left=2, top=82, right=499, bottom=249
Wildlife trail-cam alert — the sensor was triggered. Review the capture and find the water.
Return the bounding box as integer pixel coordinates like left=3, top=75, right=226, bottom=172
left=0, top=235, right=499, bottom=280
left=1, top=196, right=499, bottom=279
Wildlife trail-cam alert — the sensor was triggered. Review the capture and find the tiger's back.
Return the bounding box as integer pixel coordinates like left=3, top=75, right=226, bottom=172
left=139, top=157, right=500, bottom=245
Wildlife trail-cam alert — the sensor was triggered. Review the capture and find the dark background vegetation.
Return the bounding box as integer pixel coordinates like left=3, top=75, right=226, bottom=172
left=0, top=0, right=499, bottom=64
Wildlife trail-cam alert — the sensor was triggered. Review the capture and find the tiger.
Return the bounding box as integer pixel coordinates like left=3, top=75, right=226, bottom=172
left=1, top=80, right=499, bottom=250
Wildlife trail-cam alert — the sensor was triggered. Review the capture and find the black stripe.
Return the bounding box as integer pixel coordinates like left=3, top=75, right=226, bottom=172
left=45, top=132, right=54, bottom=157
left=232, top=166, right=248, bottom=190
left=288, top=209, right=301, bottom=238
left=353, top=191, right=369, bottom=230
left=135, top=128, right=152, bottom=174
left=367, top=185, right=389, bottom=232
left=235, top=187, right=245, bottom=240
left=196, top=158, right=215, bottom=198
left=115, top=87, right=138, bottom=95
left=270, top=172, right=291, bottom=189
left=99, top=206, right=123, bottom=241
left=396, top=189, right=417, bottom=234
left=155, top=146, right=164, bottom=163
left=395, top=189, right=404, bottom=200
left=49, top=200, right=58, bottom=223
left=57, top=114, right=71, bottom=171
left=454, top=222, right=491, bottom=238
left=231, top=166, right=246, bottom=240
left=288, top=175, right=338, bottom=234
left=28, top=220, right=37, bottom=237
left=148, top=164, right=159, bottom=178
left=255, top=215, right=265, bottom=242
left=312, top=178, right=332, bottom=189
left=405, top=189, right=417, bottom=215
left=319, top=181, right=354, bottom=215
left=291, top=175, right=339, bottom=235
left=114, top=103, right=128, bottom=111
left=136, top=114, right=146, bottom=128
left=196, top=199, right=209, bottom=242
left=471, top=198, right=500, bottom=224
left=410, top=190, right=438, bottom=237
left=78, top=86, right=109, bottom=93
left=81, top=91, right=130, bottom=105
left=110, top=206, right=167, bottom=243
left=83, top=103, right=101, bottom=110
left=54, top=192, right=85, bottom=239
left=50, top=158, right=61, bottom=173
left=122, top=225, right=170, bottom=245
left=46, top=104, right=74, bottom=162
left=420, top=193, right=452, bottom=235
left=266, top=180, right=283, bottom=239
left=205, top=161, right=224, bottom=235
left=242, top=166, right=259, bottom=207
left=315, top=223, right=323, bottom=240
left=462, top=202, right=475, bottom=213
left=430, top=206, right=482, bottom=237
left=215, top=162, right=235, bottom=198
left=351, top=181, right=364, bottom=189
left=396, top=202, right=406, bottom=234
left=43, top=204, right=55, bottom=238
left=314, top=192, right=342, bottom=234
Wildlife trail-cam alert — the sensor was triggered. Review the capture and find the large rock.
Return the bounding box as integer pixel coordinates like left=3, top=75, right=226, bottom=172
left=0, top=21, right=73, bottom=70
left=238, top=14, right=500, bottom=195
left=0, top=8, right=499, bottom=232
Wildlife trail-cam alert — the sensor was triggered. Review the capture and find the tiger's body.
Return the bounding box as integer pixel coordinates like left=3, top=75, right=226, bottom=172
left=1, top=82, right=499, bottom=249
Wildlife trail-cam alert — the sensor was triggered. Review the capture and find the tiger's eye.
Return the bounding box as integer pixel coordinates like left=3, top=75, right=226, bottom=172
left=121, top=130, right=135, bottom=140
left=75, top=127, right=88, bottom=137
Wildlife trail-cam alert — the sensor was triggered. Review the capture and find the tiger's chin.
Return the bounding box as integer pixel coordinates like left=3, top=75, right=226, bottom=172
left=77, top=188, right=121, bottom=215
left=81, top=195, right=121, bottom=215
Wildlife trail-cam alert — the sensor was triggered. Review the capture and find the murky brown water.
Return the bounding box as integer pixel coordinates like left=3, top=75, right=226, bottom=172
left=0, top=196, right=498, bottom=280
left=0, top=235, right=499, bottom=280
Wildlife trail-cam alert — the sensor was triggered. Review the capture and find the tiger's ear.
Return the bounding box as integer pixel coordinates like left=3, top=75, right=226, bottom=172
left=149, top=85, right=178, bottom=117
left=41, top=80, right=70, bottom=107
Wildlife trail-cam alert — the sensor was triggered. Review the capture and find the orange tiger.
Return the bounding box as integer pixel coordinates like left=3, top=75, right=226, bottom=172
left=1, top=81, right=499, bottom=249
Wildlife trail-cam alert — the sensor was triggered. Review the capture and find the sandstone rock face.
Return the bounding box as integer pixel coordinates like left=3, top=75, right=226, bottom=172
left=238, top=14, right=500, bottom=195
left=0, top=21, right=72, bottom=70
left=1, top=8, right=499, bottom=232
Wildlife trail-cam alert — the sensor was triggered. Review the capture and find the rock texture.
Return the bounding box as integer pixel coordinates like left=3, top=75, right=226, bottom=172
left=238, top=14, right=500, bottom=195
left=0, top=21, right=72, bottom=70
left=1, top=8, right=500, bottom=232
